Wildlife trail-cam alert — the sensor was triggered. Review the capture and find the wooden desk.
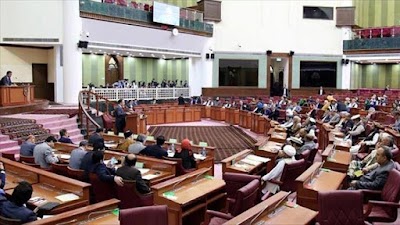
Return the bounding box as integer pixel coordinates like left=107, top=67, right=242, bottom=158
left=144, top=109, right=156, bottom=125
left=0, top=85, right=34, bottom=106
left=224, top=191, right=317, bottom=225
left=322, top=145, right=352, bottom=173
left=296, top=162, right=346, bottom=211
left=201, top=106, right=211, bottom=118
left=53, top=142, right=177, bottom=185
left=255, top=141, right=283, bottom=172
left=184, top=107, right=193, bottom=122
left=211, top=106, right=225, bottom=121
left=0, top=158, right=90, bottom=214
left=175, top=107, right=184, bottom=122
left=156, top=108, right=166, bottom=124
left=153, top=168, right=226, bottom=225
left=125, top=113, right=147, bottom=134
left=25, top=199, right=120, bottom=225
left=166, top=108, right=177, bottom=123
left=221, top=149, right=268, bottom=175
left=269, top=132, right=287, bottom=143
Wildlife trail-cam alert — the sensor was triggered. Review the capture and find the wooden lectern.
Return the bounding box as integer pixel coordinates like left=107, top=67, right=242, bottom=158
left=0, top=85, right=34, bottom=107
left=125, top=113, right=147, bottom=134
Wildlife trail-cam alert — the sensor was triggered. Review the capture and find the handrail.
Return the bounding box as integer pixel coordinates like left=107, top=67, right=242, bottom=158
left=78, top=91, right=102, bottom=138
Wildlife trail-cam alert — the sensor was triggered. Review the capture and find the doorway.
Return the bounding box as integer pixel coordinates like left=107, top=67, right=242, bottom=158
left=105, top=55, right=124, bottom=87
left=32, top=64, right=54, bottom=101
left=267, top=54, right=292, bottom=96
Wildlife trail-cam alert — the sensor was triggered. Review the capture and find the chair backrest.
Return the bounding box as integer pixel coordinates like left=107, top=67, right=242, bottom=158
left=2, top=153, right=17, bottom=161
left=21, top=161, right=40, bottom=168
left=280, top=159, right=306, bottom=192
left=89, top=173, right=116, bottom=203
left=119, top=205, right=168, bottom=225
left=391, top=148, right=400, bottom=162
left=308, top=145, right=319, bottom=167
left=162, top=156, right=187, bottom=176
left=102, top=114, right=114, bottom=130
left=300, top=149, right=311, bottom=162
left=381, top=169, right=400, bottom=219
left=116, top=180, right=153, bottom=209
left=222, top=172, right=260, bottom=200
left=0, top=216, right=21, bottom=225
left=318, top=190, right=365, bottom=225
left=51, top=163, right=68, bottom=177
left=67, top=166, right=85, bottom=181
left=230, top=179, right=260, bottom=216
left=20, top=155, right=35, bottom=163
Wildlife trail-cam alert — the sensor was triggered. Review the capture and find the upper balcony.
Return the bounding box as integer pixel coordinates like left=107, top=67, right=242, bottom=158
left=343, top=26, right=400, bottom=53
left=79, top=0, right=213, bottom=37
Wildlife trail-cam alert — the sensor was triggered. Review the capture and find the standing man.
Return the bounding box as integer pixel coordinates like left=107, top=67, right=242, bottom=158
left=0, top=71, right=12, bottom=86
left=114, top=99, right=127, bottom=134
left=178, top=94, right=185, bottom=105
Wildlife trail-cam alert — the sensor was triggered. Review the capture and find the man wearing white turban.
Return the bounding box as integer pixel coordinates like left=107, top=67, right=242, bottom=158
left=261, top=145, right=296, bottom=194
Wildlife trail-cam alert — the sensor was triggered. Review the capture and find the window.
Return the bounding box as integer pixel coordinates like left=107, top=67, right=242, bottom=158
left=303, top=6, right=333, bottom=20
left=219, top=59, right=258, bottom=86
left=300, top=61, right=337, bottom=87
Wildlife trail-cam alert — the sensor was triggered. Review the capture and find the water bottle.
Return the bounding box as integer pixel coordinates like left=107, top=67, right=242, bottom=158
left=201, top=147, right=207, bottom=157
left=171, top=143, right=175, bottom=154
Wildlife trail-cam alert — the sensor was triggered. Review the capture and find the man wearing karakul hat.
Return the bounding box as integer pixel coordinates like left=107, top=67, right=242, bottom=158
left=261, top=145, right=296, bottom=195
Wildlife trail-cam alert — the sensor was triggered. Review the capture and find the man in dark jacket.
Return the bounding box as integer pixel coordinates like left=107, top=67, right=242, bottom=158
left=114, top=99, right=127, bottom=134
left=116, top=154, right=151, bottom=194
left=350, top=146, right=395, bottom=190
left=141, top=136, right=167, bottom=159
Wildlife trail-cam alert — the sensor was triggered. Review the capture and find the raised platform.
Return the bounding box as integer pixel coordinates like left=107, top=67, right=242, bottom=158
left=0, top=99, right=49, bottom=115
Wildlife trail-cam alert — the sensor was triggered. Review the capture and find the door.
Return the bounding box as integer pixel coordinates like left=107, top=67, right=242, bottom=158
left=32, top=64, right=54, bottom=101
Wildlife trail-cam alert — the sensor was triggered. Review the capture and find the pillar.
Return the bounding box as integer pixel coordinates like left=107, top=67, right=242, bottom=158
left=63, top=0, right=82, bottom=104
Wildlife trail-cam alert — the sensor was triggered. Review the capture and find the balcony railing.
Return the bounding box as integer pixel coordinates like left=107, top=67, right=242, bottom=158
left=343, top=26, right=400, bottom=51
left=80, top=0, right=213, bottom=35
left=88, top=87, right=190, bottom=101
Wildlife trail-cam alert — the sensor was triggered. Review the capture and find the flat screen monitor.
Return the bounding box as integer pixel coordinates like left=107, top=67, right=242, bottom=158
left=153, top=1, right=180, bottom=26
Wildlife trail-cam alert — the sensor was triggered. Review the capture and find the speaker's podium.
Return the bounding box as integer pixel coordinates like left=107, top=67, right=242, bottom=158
left=0, top=85, right=34, bottom=107
left=125, top=113, right=147, bottom=134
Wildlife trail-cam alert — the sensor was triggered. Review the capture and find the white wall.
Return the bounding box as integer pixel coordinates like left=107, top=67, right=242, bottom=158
left=213, top=0, right=352, bottom=55
left=0, top=46, right=50, bottom=83
left=0, top=0, right=63, bottom=44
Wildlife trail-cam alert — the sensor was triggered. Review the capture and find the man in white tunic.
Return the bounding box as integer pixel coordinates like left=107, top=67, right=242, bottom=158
left=261, top=145, right=296, bottom=194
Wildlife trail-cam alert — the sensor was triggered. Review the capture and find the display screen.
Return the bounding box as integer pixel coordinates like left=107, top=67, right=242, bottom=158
left=153, top=1, right=180, bottom=26
left=300, top=61, right=337, bottom=87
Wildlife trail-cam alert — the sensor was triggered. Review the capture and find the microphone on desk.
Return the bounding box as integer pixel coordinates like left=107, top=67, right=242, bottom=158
left=87, top=209, right=115, bottom=220
left=193, top=167, right=212, bottom=183
left=249, top=191, right=292, bottom=225
left=55, top=219, right=78, bottom=225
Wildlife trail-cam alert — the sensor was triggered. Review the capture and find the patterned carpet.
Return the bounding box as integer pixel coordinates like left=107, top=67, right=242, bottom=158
left=148, top=126, right=257, bottom=162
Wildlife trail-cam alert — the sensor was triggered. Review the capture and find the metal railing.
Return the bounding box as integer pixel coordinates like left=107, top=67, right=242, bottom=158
left=88, top=87, right=190, bottom=101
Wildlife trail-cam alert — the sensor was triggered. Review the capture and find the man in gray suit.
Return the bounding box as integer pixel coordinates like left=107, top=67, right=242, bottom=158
left=20, top=135, right=36, bottom=157
left=297, top=134, right=316, bottom=155
left=33, top=136, right=59, bottom=169
left=128, top=134, right=146, bottom=154
left=69, top=141, right=89, bottom=169
left=350, top=146, right=395, bottom=190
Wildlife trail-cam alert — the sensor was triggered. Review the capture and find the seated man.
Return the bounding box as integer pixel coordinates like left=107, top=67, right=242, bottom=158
left=349, top=146, right=395, bottom=190
left=20, top=135, right=36, bottom=157
left=81, top=142, right=105, bottom=179
left=345, top=115, right=365, bottom=145
left=69, top=141, right=89, bottom=170
left=58, top=129, right=73, bottom=144
left=115, top=154, right=151, bottom=194
left=141, top=136, right=167, bottom=159
left=337, top=112, right=353, bottom=133
left=117, top=131, right=134, bottom=152
left=128, top=134, right=147, bottom=154
left=88, top=128, right=105, bottom=145
left=261, top=145, right=296, bottom=194
left=297, top=134, right=316, bottom=155
left=33, top=136, right=59, bottom=169
left=91, top=151, right=124, bottom=186
left=0, top=181, right=37, bottom=223
left=391, top=111, right=400, bottom=132
left=350, top=122, right=380, bottom=154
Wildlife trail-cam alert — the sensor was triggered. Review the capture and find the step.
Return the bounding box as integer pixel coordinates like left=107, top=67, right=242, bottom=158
left=70, top=134, right=84, bottom=143
left=47, top=123, right=79, bottom=134
left=41, top=117, right=78, bottom=129
left=0, top=146, right=21, bottom=155
left=0, top=140, right=19, bottom=149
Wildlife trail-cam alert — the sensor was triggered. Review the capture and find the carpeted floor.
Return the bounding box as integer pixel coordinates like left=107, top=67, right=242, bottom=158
left=148, top=126, right=257, bottom=162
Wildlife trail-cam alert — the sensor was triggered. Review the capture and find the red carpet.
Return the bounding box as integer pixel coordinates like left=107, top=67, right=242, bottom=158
left=148, top=126, right=257, bottom=162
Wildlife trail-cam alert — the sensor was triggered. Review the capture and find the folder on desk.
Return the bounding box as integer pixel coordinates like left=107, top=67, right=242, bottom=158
left=55, top=193, right=80, bottom=203
left=118, top=133, right=124, bottom=137
left=199, top=142, right=208, bottom=147
left=107, top=131, right=114, bottom=135
left=146, top=136, right=154, bottom=141
left=245, top=155, right=270, bottom=163
left=169, top=139, right=177, bottom=144
left=138, top=168, right=150, bottom=174
left=135, top=162, right=144, bottom=168
left=133, top=134, right=138, bottom=139
left=142, top=174, right=158, bottom=180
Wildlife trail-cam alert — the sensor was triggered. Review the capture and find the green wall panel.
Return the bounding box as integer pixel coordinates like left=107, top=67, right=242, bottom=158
left=354, top=0, right=400, bottom=27
left=82, top=54, right=105, bottom=87
left=351, top=64, right=400, bottom=89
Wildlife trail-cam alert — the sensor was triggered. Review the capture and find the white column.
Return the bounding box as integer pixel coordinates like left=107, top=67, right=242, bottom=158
left=63, top=0, right=82, bottom=104
left=341, top=26, right=352, bottom=89
left=53, top=46, right=64, bottom=103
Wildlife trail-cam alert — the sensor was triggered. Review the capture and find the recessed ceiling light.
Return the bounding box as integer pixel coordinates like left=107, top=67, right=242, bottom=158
left=90, top=51, right=92, bottom=53
left=99, top=50, right=102, bottom=52
left=94, top=52, right=97, bottom=54
left=127, top=52, right=129, bottom=54
left=151, top=54, right=155, bottom=57
left=113, top=51, right=116, bottom=53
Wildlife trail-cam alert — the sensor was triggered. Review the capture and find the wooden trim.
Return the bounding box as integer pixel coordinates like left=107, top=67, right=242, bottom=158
left=267, top=56, right=272, bottom=95
left=0, top=44, right=53, bottom=50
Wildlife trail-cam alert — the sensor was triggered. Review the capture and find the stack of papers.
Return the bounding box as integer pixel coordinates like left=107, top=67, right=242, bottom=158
left=245, top=155, right=270, bottom=163
left=138, top=168, right=150, bottom=174
left=55, top=193, right=79, bottom=203
left=142, top=174, right=158, bottom=180
left=58, top=154, right=71, bottom=160
left=193, top=153, right=206, bottom=160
